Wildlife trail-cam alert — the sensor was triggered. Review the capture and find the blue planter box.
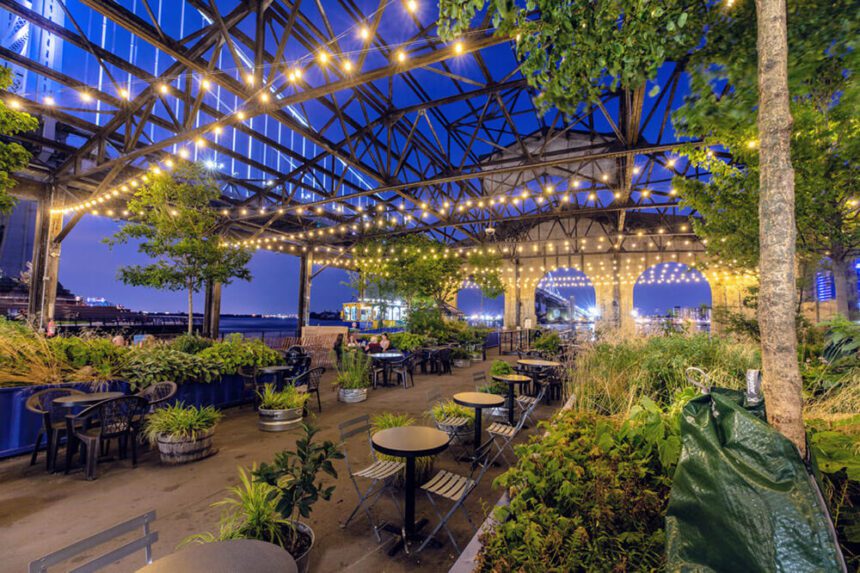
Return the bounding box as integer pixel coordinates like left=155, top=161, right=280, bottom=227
left=0, top=375, right=247, bottom=460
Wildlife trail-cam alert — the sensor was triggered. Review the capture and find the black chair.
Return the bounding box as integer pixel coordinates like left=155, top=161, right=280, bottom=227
left=25, top=388, right=86, bottom=472
left=135, top=381, right=177, bottom=412
left=435, top=348, right=453, bottom=376
left=388, top=354, right=414, bottom=389
left=292, top=366, right=325, bottom=413
left=65, top=396, right=149, bottom=480
left=238, top=366, right=261, bottom=408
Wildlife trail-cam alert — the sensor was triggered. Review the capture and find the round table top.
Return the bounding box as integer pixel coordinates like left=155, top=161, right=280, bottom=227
left=53, top=391, right=125, bottom=407
left=260, top=365, right=292, bottom=372
left=453, top=391, right=505, bottom=409
left=137, top=539, right=297, bottom=573
left=371, top=426, right=450, bottom=458
left=369, top=352, right=404, bottom=360
left=492, top=374, right=532, bottom=384
left=517, top=358, right=562, bottom=368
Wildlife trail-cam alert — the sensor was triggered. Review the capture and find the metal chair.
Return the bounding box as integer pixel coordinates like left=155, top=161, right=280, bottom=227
left=25, top=388, right=86, bottom=472
left=65, top=396, right=149, bottom=480
left=29, top=511, right=157, bottom=572
left=338, top=415, right=403, bottom=542
left=388, top=354, right=414, bottom=389
left=427, top=390, right=470, bottom=461
left=472, top=371, right=487, bottom=390
left=292, top=366, right=325, bottom=413
left=415, top=438, right=498, bottom=553
left=238, top=365, right=261, bottom=408
left=486, top=385, right=545, bottom=465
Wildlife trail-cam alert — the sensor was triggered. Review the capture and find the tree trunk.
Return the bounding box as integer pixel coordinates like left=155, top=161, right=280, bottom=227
left=755, top=0, right=806, bottom=455
left=187, top=285, right=194, bottom=335
left=832, top=253, right=858, bottom=319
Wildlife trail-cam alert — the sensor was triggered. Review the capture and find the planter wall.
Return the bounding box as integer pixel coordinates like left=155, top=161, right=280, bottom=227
left=0, top=375, right=245, bottom=460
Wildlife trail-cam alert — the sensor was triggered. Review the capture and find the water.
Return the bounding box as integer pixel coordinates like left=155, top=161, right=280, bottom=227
left=218, top=316, right=349, bottom=339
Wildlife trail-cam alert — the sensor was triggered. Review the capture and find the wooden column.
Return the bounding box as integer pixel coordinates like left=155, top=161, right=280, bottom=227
left=203, top=280, right=222, bottom=338
left=297, top=251, right=313, bottom=338
left=28, top=190, right=63, bottom=331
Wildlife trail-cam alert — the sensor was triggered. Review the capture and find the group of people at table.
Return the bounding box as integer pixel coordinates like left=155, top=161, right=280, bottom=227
left=345, top=332, right=392, bottom=354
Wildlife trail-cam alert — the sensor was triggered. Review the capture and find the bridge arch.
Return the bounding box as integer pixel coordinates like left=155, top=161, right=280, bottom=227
left=533, top=267, right=597, bottom=330
left=632, top=262, right=712, bottom=333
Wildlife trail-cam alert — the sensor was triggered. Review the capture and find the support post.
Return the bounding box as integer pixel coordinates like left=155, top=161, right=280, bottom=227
left=28, top=189, right=62, bottom=331
left=297, top=251, right=313, bottom=338
left=203, top=281, right=222, bottom=338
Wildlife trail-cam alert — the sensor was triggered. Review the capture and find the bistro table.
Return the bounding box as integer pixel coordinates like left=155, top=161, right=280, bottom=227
left=259, top=365, right=293, bottom=389
left=369, top=352, right=404, bottom=386
left=453, top=392, right=505, bottom=457
left=371, top=426, right=449, bottom=555
left=53, top=391, right=125, bottom=409
left=516, top=358, right=562, bottom=369
left=137, top=539, right=297, bottom=573
left=491, top=374, right=532, bottom=425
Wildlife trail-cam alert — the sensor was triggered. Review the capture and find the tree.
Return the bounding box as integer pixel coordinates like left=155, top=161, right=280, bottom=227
left=0, top=68, right=39, bottom=213
left=676, top=0, right=860, bottom=319
left=105, top=162, right=252, bottom=333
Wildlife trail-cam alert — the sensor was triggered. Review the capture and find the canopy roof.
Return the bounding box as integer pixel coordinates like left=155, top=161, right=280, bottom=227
left=2, top=0, right=709, bottom=259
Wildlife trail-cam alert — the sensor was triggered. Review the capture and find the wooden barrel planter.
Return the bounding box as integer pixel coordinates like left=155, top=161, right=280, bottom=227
left=338, top=388, right=368, bottom=403
left=155, top=428, right=217, bottom=465
left=258, top=407, right=303, bottom=432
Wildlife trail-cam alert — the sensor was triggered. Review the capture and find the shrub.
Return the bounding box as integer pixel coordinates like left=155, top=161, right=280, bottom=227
left=198, top=334, right=280, bottom=375
left=257, top=384, right=310, bottom=410
left=170, top=334, right=214, bottom=354
left=489, top=359, right=513, bottom=377
left=388, top=331, right=427, bottom=352
left=0, top=319, right=67, bottom=386
left=122, top=345, right=222, bottom=390
left=478, top=409, right=672, bottom=571
left=532, top=330, right=562, bottom=355
left=429, top=400, right=475, bottom=422
left=335, top=349, right=372, bottom=389
left=49, top=336, right=127, bottom=383
left=145, top=402, right=222, bottom=443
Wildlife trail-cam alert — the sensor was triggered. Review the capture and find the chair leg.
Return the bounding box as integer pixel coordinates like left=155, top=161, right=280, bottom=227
left=131, top=431, right=139, bottom=467
left=47, top=429, right=62, bottom=472
left=85, top=440, right=98, bottom=480
left=315, top=390, right=322, bottom=413
left=30, top=428, right=44, bottom=467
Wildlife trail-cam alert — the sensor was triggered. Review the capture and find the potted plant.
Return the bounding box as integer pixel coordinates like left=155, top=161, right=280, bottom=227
left=145, top=402, right=222, bottom=464
left=253, top=424, right=343, bottom=573
left=257, top=384, right=310, bottom=432
left=370, top=413, right=435, bottom=486
left=428, top=401, right=475, bottom=444
left=451, top=347, right=472, bottom=368
left=483, top=360, right=515, bottom=421
left=532, top=330, right=562, bottom=357
left=335, top=349, right=371, bottom=403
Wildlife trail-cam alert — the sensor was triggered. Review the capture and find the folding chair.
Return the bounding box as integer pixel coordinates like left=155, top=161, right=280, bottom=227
left=338, top=415, right=403, bottom=542
left=486, top=384, right=545, bottom=465
left=472, top=371, right=487, bottom=390
left=415, top=438, right=498, bottom=554
left=427, top=390, right=470, bottom=461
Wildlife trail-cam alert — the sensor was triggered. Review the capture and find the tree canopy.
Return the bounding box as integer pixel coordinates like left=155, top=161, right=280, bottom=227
left=104, top=162, right=252, bottom=332
left=0, top=68, right=39, bottom=214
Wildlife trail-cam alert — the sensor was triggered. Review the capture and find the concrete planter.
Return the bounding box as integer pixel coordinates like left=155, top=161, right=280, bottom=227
left=155, top=427, right=217, bottom=465
left=338, top=388, right=368, bottom=403
left=453, top=358, right=471, bottom=368
left=258, top=407, right=303, bottom=432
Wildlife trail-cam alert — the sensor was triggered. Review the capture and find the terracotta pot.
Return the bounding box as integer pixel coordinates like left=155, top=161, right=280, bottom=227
left=155, top=427, right=216, bottom=465
left=258, top=407, right=303, bottom=432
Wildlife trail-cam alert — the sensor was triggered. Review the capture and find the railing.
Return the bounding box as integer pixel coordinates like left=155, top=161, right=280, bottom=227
left=498, top=329, right=539, bottom=354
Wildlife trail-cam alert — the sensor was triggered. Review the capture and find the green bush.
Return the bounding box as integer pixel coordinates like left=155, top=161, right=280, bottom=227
left=478, top=408, right=673, bottom=571
left=429, top=400, right=475, bottom=422
left=170, top=334, right=214, bottom=354
left=198, top=334, right=281, bottom=375
left=489, top=359, right=513, bottom=376
left=48, top=336, right=127, bottom=382
left=388, top=331, right=427, bottom=352
left=145, top=402, right=222, bottom=443
left=122, top=346, right=223, bottom=390
left=532, top=330, right=562, bottom=355
left=257, top=384, right=309, bottom=410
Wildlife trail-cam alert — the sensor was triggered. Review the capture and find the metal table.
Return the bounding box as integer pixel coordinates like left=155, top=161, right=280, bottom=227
left=371, top=426, right=449, bottom=555
left=53, top=391, right=125, bottom=409
left=516, top=358, right=562, bottom=369
left=259, top=365, right=293, bottom=389
left=453, top=392, right=505, bottom=455
left=137, top=539, right=297, bottom=573
left=491, top=374, right=532, bottom=425
left=369, top=352, right=404, bottom=386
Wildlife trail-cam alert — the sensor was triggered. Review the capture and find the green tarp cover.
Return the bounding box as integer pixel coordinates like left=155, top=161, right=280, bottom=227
left=666, top=390, right=845, bottom=572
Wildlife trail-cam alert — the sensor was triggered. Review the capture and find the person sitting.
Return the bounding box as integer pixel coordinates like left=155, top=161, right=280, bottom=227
left=347, top=334, right=361, bottom=348
left=379, top=333, right=391, bottom=351
left=365, top=336, right=383, bottom=354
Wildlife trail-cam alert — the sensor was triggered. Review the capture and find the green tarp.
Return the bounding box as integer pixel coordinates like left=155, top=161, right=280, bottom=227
left=666, top=390, right=845, bottom=572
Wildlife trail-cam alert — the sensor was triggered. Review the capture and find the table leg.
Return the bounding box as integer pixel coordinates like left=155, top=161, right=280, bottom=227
left=506, top=385, right=516, bottom=425
left=474, top=407, right=483, bottom=451
left=404, top=456, right=416, bottom=539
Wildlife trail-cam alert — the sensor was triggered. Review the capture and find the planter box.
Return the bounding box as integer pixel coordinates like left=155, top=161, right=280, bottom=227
left=338, top=388, right=368, bottom=403
left=453, top=358, right=471, bottom=368
left=258, top=407, right=303, bottom=432
left=155, top=427, right=217, bottom=464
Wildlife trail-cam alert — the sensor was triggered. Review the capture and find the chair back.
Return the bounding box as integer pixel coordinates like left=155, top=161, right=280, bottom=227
left=82, top=396, right=149, bottom=439
left=136, top=381, right=177, bottom=410
left=338, top=414, right=373, bottom=470
left=295, top=367, right=325, bottom=391
left=26, top=388, right=86, bottom=426
left=238, top=365, right=258, bottom=387
left=472, top=372, right=487, bottom=386
left=426, top=389, right=442, bottom=406
left=29, top=511, right=157, bottom=573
